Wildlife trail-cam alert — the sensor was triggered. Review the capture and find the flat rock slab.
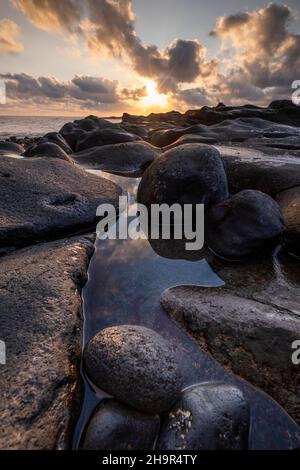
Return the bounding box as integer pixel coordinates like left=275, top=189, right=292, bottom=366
left=216, top=145, right=300, bottom=196
left=0, top=235, right=94, bottom=449
left=161, top=253, right=300, bottom=424
left=73, top=141, right=161, bottom=177
left=0, top=156, right=122, bottom=248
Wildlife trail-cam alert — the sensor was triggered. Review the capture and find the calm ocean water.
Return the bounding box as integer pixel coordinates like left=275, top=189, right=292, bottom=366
left=0, top=116, right=121, bottom=138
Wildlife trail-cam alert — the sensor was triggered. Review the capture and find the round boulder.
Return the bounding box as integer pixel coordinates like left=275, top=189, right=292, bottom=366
left=82, top=399, right=160, bottom=450
left=207, top=189, right=285, bottom=260
left=0, top=141, right=24, bottom=156
left=137, top=144, right=228, bottom=208
left=83, top=325, right=182, bottom=414
left=157, top=383, right=249, bottom=450
left=24, top=142, right=73, bottom=163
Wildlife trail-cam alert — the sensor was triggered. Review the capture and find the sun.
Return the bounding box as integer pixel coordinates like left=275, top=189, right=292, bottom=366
left=141, top=80, right=168, bottom=110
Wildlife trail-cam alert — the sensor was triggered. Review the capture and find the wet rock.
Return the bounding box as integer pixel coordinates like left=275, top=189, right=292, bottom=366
left=76, top=127, right=142, bottom=152
left=82, top=399, right=160, bottom=450
left=39, top=132, right=73, bottom=154
left=83, top=325, right=182, bottom=414
left=163, top=133, right=218, bottom=150
left=218, top=145, right=300, bottom=196
left=160, top=252, right=300, bottom=423
left=184, top=100, right=300, bottom=127
left=0, top=141, right=24, bottom=155
left=74, top=115, right=113, bottom=131
left=207, top=190, right=285, bottom=260
left=121, top=123, right=148, bottom=140
left=0, top=156, right=122, bottom=248
left=24, top=142, right=73, bottom=163
left=74, top=141, right=160, bottom=176
left=157, top=383, right=249, bottom=450
left=137, top=144, right=228, bottom=208
left=0, top=235, right=94, bottom=449
left=276, top=186, right=300, bottom=257
left=59, top=122, right=85, bottom=150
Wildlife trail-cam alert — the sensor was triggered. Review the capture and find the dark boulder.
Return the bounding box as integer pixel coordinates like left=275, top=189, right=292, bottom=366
left=157, top=383, right=249, bottom=450
left=82, top=400, right=160, bottom=450
left=73, top=141, right=160, bottom=176
left=24, top=142, right=73, bottom=163
left=39, top=132, right=72, bottom=154
left=76, top=127, right=142, bottom=152
left=0, top=141, right=24, bottom=155
left=207, top=190, right=284, bottom=260
left=83, top=325, right=182, bottom=414
left=137, top=144, right=228, bottom=208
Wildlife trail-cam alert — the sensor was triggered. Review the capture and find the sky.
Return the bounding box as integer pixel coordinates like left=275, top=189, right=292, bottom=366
left=0, top=0, right=299, bottom=116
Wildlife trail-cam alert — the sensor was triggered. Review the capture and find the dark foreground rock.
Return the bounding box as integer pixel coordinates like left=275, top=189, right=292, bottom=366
left=276, top=186, right=300, bottom=257
left=0, top=156, right=122, bottom=248
left=207, top=190, right=284, bottom=260
left=0, top=235, right=94, bottom=449
left=160, top=252, right=300, bottom=424
left=137, top=144, right=228, bottom=208
left=24, top=142, right=73, bottom=163
left=157, top=383, right=249, bottom=450
left=82, top=399, right=160, bottom=450
left=74, top=141, right=161, bottom=176
left=83, top=325, right=182, bottom=414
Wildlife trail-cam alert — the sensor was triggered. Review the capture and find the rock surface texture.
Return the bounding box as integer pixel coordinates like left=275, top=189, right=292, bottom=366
left=0, top=156, right=122, bottom=248
left=157, top=383, right=249, bottom=450
left=83, top=325, right=183, bottom=414
left=0, top=235, right=94, bottom=449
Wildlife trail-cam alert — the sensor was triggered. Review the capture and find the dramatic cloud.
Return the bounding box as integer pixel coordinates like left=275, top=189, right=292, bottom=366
left=0, top=72, right=155, bottom=114
left=12, top=0, right=213, bottom=94
left=0, top=73, right=121, bottom=110
left=7, top=1, right=300, bottom=109
left=0, top=19, right=23, bottom=55
left=211, top=3, right=300, bottom=99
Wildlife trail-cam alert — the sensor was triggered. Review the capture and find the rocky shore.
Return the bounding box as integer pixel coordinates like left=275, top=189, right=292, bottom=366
left=0, top=100, right=300, bottom=450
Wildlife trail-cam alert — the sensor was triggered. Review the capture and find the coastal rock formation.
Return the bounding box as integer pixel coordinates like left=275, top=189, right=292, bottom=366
left=24, top=142, right=73, bottom=163
left=82, top=400, right=160, bottom=450
left=39, top=132, right=73, bottom=154
left=219, top=145, right=300, bottom=196
left=76, top=127, right=142, bottom=152
left=137, top=144, right=228, bottom=208
left=0, top=141, right=24, bottom=155
left=0, top=235, right=94, bottom=449
left=160, top=252, right=300, bottom=423
left=74, top=141, right=161, bottom=176
left=0, top=156, right=122, bottom=248
left=206, top=190, right=285, bottom=260
left=157, top=383, right=249, bottom=450
left=83, top=325, right=182, bottom=414
left=124, top=100, right=300, bottom=128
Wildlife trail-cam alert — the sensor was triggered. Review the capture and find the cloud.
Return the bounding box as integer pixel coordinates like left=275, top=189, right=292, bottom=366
left=7, top=1, right=300, bottom=108
left=0, top=19, right=23, bottom=55
left=211, top=2, right=300, bottom=98
left=0, top=73, right=120, bottom=107
left=12, top=0, right=212, bottom=94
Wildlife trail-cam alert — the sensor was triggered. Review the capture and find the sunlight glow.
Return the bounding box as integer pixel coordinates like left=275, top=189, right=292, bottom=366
left=141, top=80, right=168, bottom=110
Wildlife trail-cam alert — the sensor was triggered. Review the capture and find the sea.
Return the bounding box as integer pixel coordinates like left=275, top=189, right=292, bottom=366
left=0, top=116, right=121, bottom=139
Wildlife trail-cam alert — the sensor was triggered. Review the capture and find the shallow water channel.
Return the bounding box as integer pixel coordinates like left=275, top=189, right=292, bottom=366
left=73, top=171, right=300, bottom=450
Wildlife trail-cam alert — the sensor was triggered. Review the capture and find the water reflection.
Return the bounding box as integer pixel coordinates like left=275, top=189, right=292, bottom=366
left=74, top=171, right=300, bottom=450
